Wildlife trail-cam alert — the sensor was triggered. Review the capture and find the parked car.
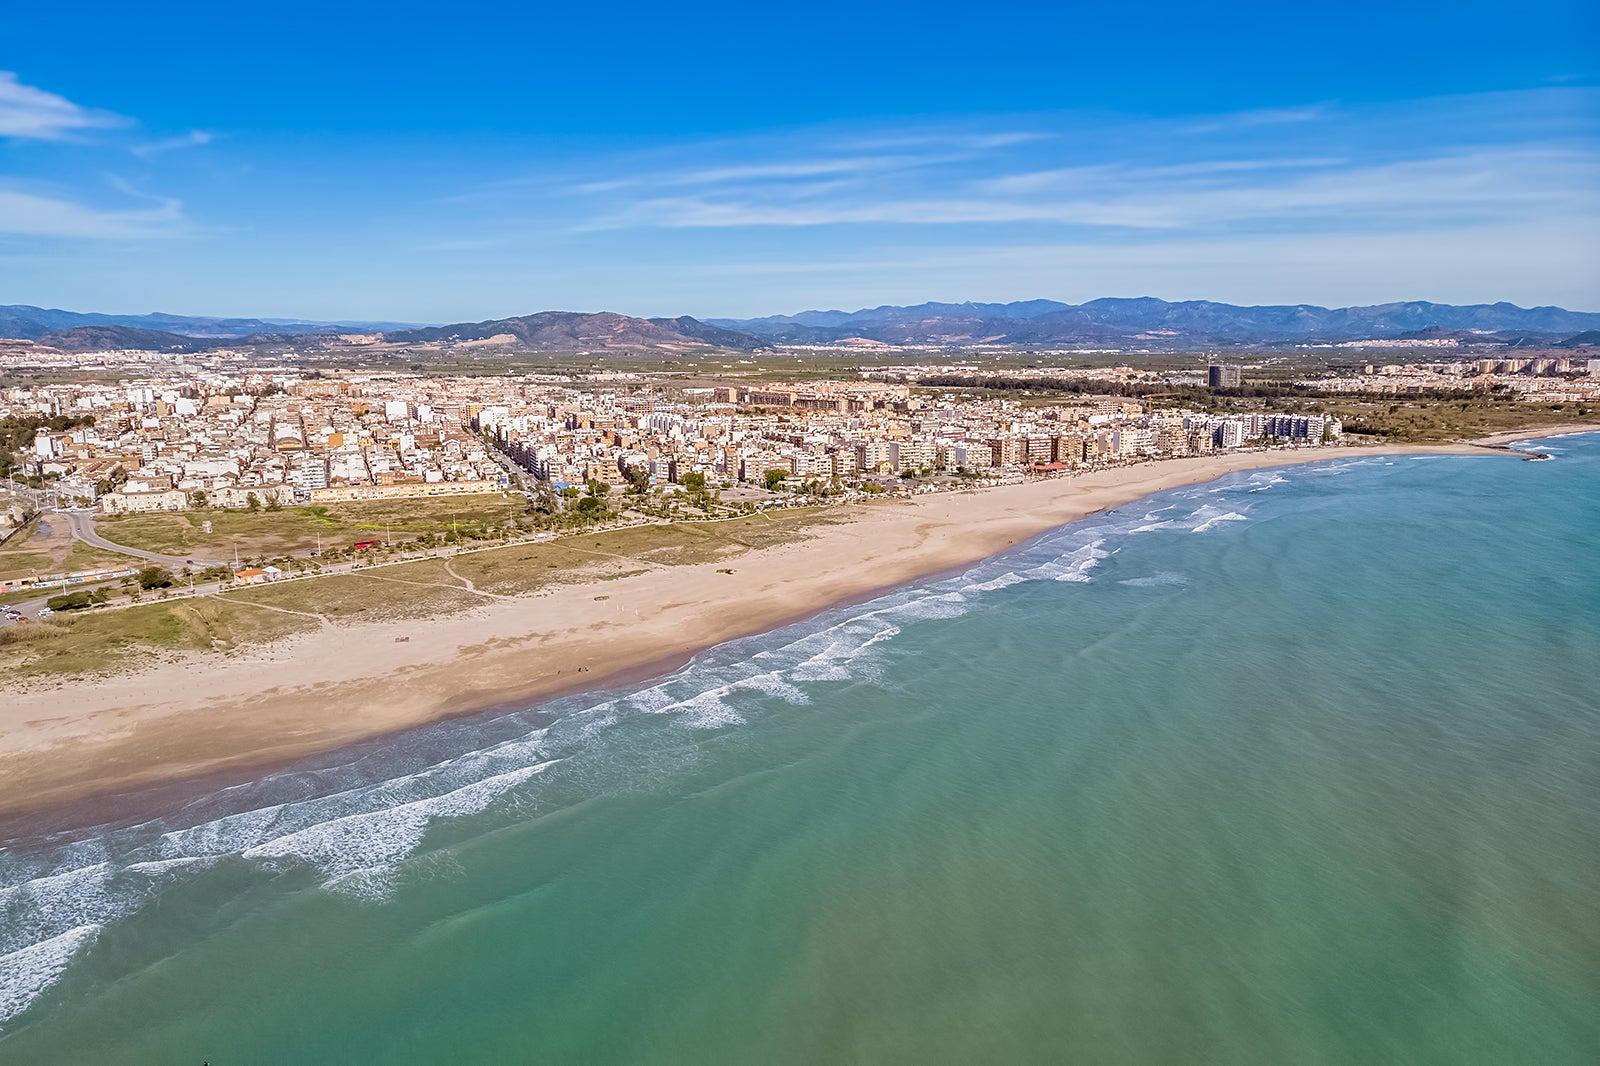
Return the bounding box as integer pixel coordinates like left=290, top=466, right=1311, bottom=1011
left=37, top=607, right=53, bottom=618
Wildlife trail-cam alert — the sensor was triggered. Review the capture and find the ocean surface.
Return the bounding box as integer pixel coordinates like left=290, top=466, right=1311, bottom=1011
left=2, top=437, right=1597, bottom=1064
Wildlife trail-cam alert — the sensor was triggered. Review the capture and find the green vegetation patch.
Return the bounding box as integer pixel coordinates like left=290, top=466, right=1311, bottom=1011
left=224, top=574, right=485, bottom=623
left=1303, top=398, right=1600, bottom=443
left=6, top=507, right=845, bottom=681
left=448, top=509, right=843, bottom=596
left=0, top=552, right=54, bottom=580
left=0, top=598, right=316, bottom=681
left=96, top=493, right=523, bottom=557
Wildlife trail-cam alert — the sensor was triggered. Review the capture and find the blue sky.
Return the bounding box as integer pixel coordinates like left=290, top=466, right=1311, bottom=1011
left=2, top=0, right=1597, bottom=321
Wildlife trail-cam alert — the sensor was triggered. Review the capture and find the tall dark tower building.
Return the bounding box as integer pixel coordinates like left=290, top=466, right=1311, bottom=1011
left=1208, top=364, right=1241, bottom=388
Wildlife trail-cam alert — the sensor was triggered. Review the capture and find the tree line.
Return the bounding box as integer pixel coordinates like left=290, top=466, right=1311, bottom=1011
left=1, top=414, right=93, bottom=480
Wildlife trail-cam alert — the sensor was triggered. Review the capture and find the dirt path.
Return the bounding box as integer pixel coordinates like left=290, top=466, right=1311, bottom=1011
left=363, top=569, right=512, bottom=602
left=441, top=559, right=515, bottom=599
left=220, top=597, right=335, bottom=630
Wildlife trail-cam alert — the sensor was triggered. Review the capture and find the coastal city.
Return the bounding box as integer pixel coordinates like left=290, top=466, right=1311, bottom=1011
left=6, top=321, right=1599, bottom=629
left=10, top=350, right=1600, bottom=519
left=2, top=358, right=1349, bottom=556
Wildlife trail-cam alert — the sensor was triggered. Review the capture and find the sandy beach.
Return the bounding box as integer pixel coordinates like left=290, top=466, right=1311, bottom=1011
left=0, top=443, right=1499, bottom=824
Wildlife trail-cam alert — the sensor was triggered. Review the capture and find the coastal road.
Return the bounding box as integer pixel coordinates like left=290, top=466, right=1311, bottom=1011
left=4, top=587, right=60, bottom=619
left=62, top=509, right=219, bottom=569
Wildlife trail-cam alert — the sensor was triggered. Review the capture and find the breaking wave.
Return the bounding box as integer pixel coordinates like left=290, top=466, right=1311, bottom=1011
left=1191, top=508, right=1249, bottom=534
left=0, top=927, right=99, bottom=1031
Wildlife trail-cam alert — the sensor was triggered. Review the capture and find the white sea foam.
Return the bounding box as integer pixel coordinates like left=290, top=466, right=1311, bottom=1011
left=1297, top=457, right=1370, bottom=477
left=1247, top=473, right=1288, bottom=492
left=1049, top=541, right=1107, bottom=582
left=957, top=540, right=1106, bottom=587
left=0, top=743, right=568, bottom=1006
left=1181, top=504, right=1250, bottom=534
left=1120, top=571, right=1188, bottom=588
left=154, top=732, right=561, bottom=866
left=1192, top=511, right=1247, bottom=533
left=0, top=924, right=100, bottom=1028
left=964, top=572, right=1027, bottom=592
left=241, top=763, right=548, bottom=890
left=0, top=857, right=214, bottom=959
left=876, top=590, right=971, bottom=623
left=667, top=689, right=747, bottom=730
left=735, top=673, right=810, bottom=705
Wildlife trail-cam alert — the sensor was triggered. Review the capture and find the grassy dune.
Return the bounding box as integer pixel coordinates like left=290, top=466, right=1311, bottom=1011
left=95, top=494, right=525, bottom=558
left=2, top=509, right=842, bottom=682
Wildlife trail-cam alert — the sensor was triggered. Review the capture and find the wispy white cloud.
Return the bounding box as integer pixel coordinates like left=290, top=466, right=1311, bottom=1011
left=583, top=194, right=1183, bottom=230
left=661, top=155, right=926, bottom=186
left=419, top=235, right=512, bottom=252
left=832, top=130, right=1056, bottom=152
left=133, top=129, right=214, bottom=157
left=575, top=154, right=922, bottom=194
left=0, top=72, right=122, bottom=140
left=981, top=158, right=1351, bottom=196
left=575, top=146, right=1599, bottom=234
left=573, top=143, right=1041, bottom=196
left=667, top=219, right=1600, bottom=313
left=534, top=94, right=1576, bottom=234
left=1180, top=104, right=1332, bottom=135
left=472, top=128, right=1055, bottom=203
left=0, top=187, right=183, bottom=238
left=395, top=88, right=1600, bottom=313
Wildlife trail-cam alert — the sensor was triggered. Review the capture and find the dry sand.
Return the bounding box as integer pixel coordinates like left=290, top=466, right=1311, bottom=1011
left=0, top=444, right=1499, bottom=822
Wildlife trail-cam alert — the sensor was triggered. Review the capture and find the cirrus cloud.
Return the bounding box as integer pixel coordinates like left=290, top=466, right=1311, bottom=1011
left=0, top=187, right=183, bottom=239
left=0, top=72, right=123, bottom=140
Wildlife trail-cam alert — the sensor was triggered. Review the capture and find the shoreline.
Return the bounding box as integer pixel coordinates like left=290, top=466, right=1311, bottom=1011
left=0, top=441, right=1521, bottom=830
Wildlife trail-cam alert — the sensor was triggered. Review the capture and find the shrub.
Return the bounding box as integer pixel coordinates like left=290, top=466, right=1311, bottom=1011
left=137, top=566, right=175, bottom=590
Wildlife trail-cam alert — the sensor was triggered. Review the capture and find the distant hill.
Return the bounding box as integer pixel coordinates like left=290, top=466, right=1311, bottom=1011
left=643, top=315, right=763, bottom=350
left=0, top=304, right=419, bottom=341
left=1556, top=330, right=1600, bottom=348
left=710, top=298, right=1600, bottom=346
left=8, top=297, right=1600, bottom=353
left=384, top=311, right=760, bottom=351
left=35, top=325, right=212, bottom=352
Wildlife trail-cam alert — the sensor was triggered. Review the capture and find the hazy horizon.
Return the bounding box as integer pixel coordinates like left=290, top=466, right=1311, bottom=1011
left=7, top=291, right=1600, bottom=329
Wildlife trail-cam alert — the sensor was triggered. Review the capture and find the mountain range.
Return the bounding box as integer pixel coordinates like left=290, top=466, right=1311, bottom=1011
left=382, top=312, right=760, bottom=350
left=4, top=299, right=1599, bottom=353
left=0, top=305, right=417, bottom=341
left=706, top=299, right=1600, bottom=346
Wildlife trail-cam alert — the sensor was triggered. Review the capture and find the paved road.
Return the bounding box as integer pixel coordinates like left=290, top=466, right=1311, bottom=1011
left=63, top=510, right=219, bottom=569
left=4, top=588, right=58, bottom=619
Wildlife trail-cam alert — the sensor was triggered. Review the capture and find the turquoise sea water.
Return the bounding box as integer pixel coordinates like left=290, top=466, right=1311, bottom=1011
left=2, top=438, right=1598, bottom=1064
